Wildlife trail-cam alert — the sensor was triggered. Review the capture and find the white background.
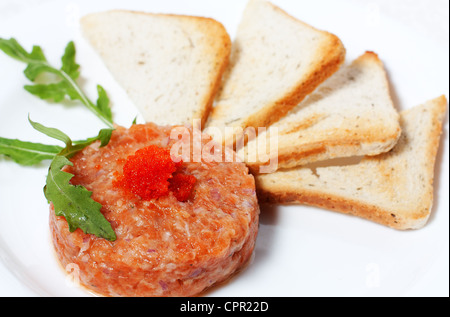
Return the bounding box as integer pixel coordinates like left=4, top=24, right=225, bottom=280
left=0, top=0, right=448, bottom=297
left=1, top=0, right=449, bottom=48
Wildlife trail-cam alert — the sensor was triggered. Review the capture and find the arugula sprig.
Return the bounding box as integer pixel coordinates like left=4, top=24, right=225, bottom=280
left=27, top=117, right=116, bottom=241
left=0, top=119, right=116, bottom=241
left=0, top=118, right=113, bottom=165
left=46, top=155, right=116, bottom=241
left=0, top=38, right=113, bottom=128
left=0, top=38, right=117, bottom=241
left=0, top=137, right=62, bottom=166
left=28, top=117, right=113, bottom=158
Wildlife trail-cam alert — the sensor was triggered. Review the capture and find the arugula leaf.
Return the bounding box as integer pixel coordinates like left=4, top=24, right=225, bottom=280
left=45, top=155, right=116, bottom=241
left=60, top=41, right=80, bottom=79
left=28, top=118, right=116, bottom=240
left=28, top=117, right=72, bottom=147
left=73, top=128, right=113, bottom=148
left=0, top=38, right=46, bottom=68
left=0, top=38, right=114, bottom=128
left=0, top=126, right=116, bottom=240
left=28, top=116, right=113, bottom=158
left=94, top=85, right=112, bottom=123
left=62, top=129, right=113, bottom=158
left=0, top=137, right=62, bottom=166
left=0, top=118, right=114, bottom=167
left=0, top=38, right=117, bottom=241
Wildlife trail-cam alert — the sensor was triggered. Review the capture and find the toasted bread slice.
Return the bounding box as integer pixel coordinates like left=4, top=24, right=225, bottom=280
left=205, top=0, right=345, bottom=145
left=81, top=10, right=231, bottom=127
left=256, top=96, right=448, bottom=230
left=241, top=52, right=402, bottom=172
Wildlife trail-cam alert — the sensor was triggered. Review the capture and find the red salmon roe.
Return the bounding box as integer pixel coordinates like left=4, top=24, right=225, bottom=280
left=119, top=145, right=196, bottom=202
left=169, top=172, right=197, bottom=202
left=121, top=145, right=177, bottom=200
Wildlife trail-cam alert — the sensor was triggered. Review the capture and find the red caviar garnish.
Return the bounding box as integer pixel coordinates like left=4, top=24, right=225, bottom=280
left=169, top=172, right=197, bottom=202
left=121, top=145, right=177, bottom=200
left=118, top=145, right=196, bottom=202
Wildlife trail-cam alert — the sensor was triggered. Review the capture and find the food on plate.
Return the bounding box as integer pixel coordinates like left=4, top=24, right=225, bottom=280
left=206, top=0, right=346, bottom=146
left=81, top=10, right=231, bottom=127
left=50, top=123, right=260, bottom=296
left=255, top=96, right=447, bottom=230
left=0, top=0, right=448, bottom=299
left=240, top=52, right=402, bottom=172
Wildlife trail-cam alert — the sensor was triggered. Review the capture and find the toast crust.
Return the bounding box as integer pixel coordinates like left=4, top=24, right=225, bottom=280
left=256, top=96, right=448, bottom=230
left=256, top=186, right=428, bottom=230
left=207, top=0, right=346, bottom=145
left=81, top=10, right=231, bottom=128
left=242, top=25, right=346, bottom=130
left=244, top=52, right=401, bottom=172
left=246, top=128, right=401, bottom=173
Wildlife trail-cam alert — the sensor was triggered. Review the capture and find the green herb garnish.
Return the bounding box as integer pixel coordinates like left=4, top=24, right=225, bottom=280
left=0, top=38, right=113, bottom=128
left=28, top=116, right=113, bottom=158
left=0, top=119, right=116, bottom=241
left=0, top=137, right=62, bottom=166
left=45, top=155, right=116, bottom=241
left=0, top=38, right=117, bottom=241
left=0, top=119, right=113, bottom=165
left=28, top=117, right=116, bottom=241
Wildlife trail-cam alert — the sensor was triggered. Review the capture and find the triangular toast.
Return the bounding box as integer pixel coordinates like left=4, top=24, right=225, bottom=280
left=256, top=96, right=447, bottom=230
left=206, top=0, right=345, bottom=145
left=81, top=10, right=231, bottom=127
left=242, top=52, right=402, bottom=172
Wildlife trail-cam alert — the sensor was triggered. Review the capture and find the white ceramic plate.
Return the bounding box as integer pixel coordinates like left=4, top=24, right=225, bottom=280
left=0, top=0, right=448, bottom=297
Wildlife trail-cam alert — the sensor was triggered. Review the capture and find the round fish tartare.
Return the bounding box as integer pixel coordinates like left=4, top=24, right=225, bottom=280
left=49, top=123, right=260, bottom=297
